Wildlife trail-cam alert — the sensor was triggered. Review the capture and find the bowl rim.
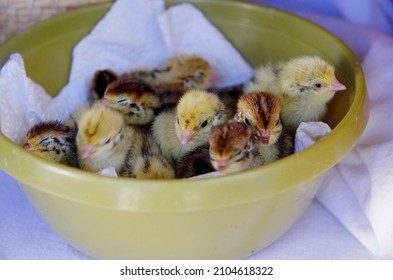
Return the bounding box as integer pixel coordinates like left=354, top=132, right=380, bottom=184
left=0, top=0, right=368, bottom=212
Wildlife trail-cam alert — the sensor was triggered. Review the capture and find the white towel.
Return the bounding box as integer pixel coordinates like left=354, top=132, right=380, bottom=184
left=0, top=0, right=253, bottom=144
left=0, top=54, right=51, bottom=144
left=292, top=21, right=393, bottom=258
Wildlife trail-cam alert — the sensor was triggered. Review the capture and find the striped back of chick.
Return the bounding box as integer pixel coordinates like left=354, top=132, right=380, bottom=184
left=174, top=145, right=214, bottom=178
left=121, top=127, right=174, bottom=179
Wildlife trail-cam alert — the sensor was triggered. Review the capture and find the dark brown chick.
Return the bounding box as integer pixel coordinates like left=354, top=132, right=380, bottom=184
left=209, top=121, right=258, bottom=174
left=235, top=92, right=294, bottom=161
left=90, top=69, right=118, bottom=100
left=174, top=145, right=214, bottom=178
left=101, top=77, right=161, bottom=126
left=22, top=121, right=78, bottom=167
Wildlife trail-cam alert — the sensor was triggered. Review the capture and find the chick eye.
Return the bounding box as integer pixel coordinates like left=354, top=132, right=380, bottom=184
left=314, top=83, right=322, bottom=88
left=244, top=118, right=252, bottom=127
left=39, top=137, right=50, bottom=147
left=103, top=137, right=111, bottom=145
left=183, top=77, right=192, bottom=83
left=195, top=71, right=205, bottom=78
left=117, top=98, right=128, bottom=105
left=234, top=149, right=242, bottom=157
left=200, top=119, right=209, bottom=128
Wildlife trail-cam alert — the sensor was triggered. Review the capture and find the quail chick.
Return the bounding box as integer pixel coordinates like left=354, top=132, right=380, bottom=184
left=174, top=145, right=214, bottom=178
left=101, top=77, right=161, bottom=126
left=90, top=69, right=118, bottom=100
left=209, top=121, right=258, bottom=174
left=76, top=103, right=128, bottom=173
left=76, top=103, right=174, bottom=178
left=235, top=92, right=294, bottom=161
left=244, top=56, right=347, bottom=131
left=152, top=89, right=227, bottom=163
left=127, top=54, right=215, bottom=90
left=22, top=121, right=78, bottom=167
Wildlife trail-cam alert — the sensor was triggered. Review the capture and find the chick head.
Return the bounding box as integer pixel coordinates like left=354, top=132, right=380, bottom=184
left=101, top=78, right=160, bottom=125
left=155, top=55, right=215, bottom=90
left=209, top=121, right=255, bottom=174
left=235, top=92, right=282, bottom=145
left=90, top=69, right=118, bottom=100
left=279, top=56, right=346, bottom=97
left=76, top=104, right=125, bottom=159
left=23, top=121, right=76, bottom=164
left=175, top=90, right=226, bottom=145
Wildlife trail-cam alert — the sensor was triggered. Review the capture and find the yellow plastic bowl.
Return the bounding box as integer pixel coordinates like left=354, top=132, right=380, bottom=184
left=0, top=0, right=368, bottom=259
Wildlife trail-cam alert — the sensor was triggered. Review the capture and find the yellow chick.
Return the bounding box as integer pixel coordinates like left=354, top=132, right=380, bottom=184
left=22, top=121, right=78, bottom=167
left=152, top=89, right=227, bottom=163
left=127, top=54, right=216, bottom=90
left=90, top=69, right=118, bottom=100
left=235, top=92, right=294, bottom=161
left=101, top=77, right=160, bottom=126
left=76, top=103, right=129, bottom=173
left=209, top=121, right=258, bottom=174
left=244, top=56, right=347, bottom=131
left=76, top=103, right=174, bottom=178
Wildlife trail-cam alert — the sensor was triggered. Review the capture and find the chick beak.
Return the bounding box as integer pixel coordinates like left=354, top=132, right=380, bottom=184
left=181, top=130, right=195, bottom=144
left=100, top=97, right=108, bottom=104
left=23, top=143, right=34, bottom=152
left=209, top=71, right=219, bottom=82
left=217, top=159, right=230, bottom=173
left=329, top=80, right=346, bottom=92
left=257, top=130, right=270, bottom=144
left=81, top=145, right=95, bottom=159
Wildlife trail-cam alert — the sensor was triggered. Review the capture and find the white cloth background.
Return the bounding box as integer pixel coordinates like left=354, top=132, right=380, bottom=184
left=1, top=0, right=393, bottom=259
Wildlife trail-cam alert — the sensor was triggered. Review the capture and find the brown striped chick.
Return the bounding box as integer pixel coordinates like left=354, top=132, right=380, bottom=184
left=127, top=54, right=215, bottom=90
left=154, top=83, right=187, bottom=110
left=76, top=104, right=174, bottom=178
left=209, top=121, right=258, bottom=174
left=174, top=145, right=214, bottom=178
left=90, top=69, right=118, bottom=100
left=152, top=89, right=227, bottom=164
left=101, top=77, right=160, bottom=126
left=235, top=92, right=294, bottom=162
left=22, top=121, right=78, bottom=167
left=122, top=127, right=175, bottom=179
left=244, top=56, right=346, bottom=131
